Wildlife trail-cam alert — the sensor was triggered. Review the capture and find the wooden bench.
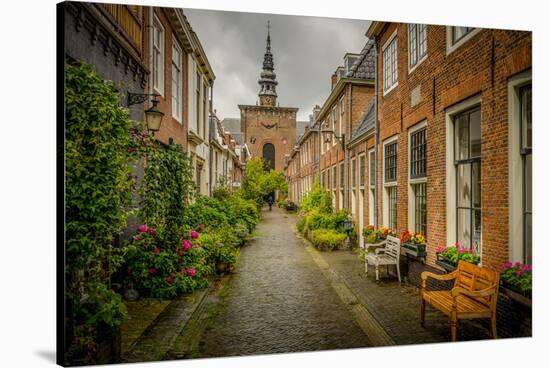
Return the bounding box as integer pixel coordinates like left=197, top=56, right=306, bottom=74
left=420, top=260, right=500, bottom=341
left=365, top=235, right=401, bottom=282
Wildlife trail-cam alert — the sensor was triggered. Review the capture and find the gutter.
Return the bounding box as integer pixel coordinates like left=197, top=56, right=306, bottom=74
left=374, top=38, right=379, bottom=228
left=346, top=83, right=352, bottom=210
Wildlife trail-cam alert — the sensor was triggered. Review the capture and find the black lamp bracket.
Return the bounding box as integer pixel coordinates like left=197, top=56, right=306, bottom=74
left=127, top=92, right=161, bottom=107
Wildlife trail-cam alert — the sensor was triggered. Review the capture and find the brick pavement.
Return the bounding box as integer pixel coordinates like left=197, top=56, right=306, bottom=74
left=196, top=207, right=372, bottom=357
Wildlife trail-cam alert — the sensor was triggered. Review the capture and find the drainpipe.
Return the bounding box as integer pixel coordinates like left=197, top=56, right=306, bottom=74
left=373, top=41, right=379, bottom=228
left=148, top=7, right=154, bottom=98
left=346, top=83, right=352, bottom=210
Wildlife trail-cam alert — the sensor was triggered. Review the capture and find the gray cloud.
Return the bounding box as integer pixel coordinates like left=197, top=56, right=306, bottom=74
left=184, top=8, right=371, bottom=121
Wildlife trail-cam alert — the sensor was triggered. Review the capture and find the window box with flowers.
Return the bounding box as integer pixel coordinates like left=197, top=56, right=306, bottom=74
left=498, top=261, right=532, bottom=307
left=363, top=226, right=396, bottom=252
left=435, top=243, right=480, bottom=272
left=400, top=231, right=427, bottom=258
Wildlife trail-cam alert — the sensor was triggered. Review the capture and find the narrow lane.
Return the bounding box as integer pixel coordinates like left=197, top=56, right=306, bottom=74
left=198, top=207, right=371, bottom=357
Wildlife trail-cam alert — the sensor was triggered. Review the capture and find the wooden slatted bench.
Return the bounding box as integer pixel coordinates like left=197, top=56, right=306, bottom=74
left=420, top=260, right=500, bottom=341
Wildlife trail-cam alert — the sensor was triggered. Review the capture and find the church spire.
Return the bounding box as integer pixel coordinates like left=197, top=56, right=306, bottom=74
left=258, top=20, right=278, bottom=106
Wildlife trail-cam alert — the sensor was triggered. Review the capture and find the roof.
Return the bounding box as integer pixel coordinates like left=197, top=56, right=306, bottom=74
left=349, top=100, right=375, bottom=143
left=296, top=120, right=309, bottom=139
left=231, top=132, right=245, bottom=145
left=346, top=40, right=376, bottom=80
left=220, top=118, right=241, bottom=133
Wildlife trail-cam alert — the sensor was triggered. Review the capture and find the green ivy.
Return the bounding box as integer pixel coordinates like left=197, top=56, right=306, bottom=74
left=65, top=60, right=137, bottom=363
left=139, top=142, right=195, bottom=245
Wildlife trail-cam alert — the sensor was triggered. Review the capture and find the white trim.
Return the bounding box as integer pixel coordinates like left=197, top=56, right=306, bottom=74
left=445, top=94, right=482, bottom=253
left=382, top=135, right=398, bottom=186
left=382, top=136, right=398, bottom=228
left=407, top=24, right=428, bottom=75
left=382, top=29, right=398, bottom=96
left=152, top=14, right=165, bottom=97
left=171, top=35, right=183, bottom=123
left=446, top=26, right=482, bottom=56
left=508, top=70, right=532, bottom=263
left=407, top=120, right=427, bottom=232
left=368, top=149, right=375, bottom=226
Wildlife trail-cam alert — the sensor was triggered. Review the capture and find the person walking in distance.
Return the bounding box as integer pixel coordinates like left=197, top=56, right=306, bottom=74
left=268, top=197, right=274, bottom=211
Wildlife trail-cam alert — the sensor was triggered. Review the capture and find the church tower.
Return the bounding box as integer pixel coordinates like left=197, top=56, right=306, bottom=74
left=258, top=21, right=278, bottom=107
left=238, top=21, right=298, bottom=172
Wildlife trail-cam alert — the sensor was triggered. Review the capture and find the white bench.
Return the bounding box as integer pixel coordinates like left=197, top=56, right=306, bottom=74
left=365, top=235, right=401, bottom=282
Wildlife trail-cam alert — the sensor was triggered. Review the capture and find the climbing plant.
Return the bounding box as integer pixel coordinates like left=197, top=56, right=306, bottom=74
left=65, top=60, right=138, bottom=363
left=139, top=142, right=195, bottom=246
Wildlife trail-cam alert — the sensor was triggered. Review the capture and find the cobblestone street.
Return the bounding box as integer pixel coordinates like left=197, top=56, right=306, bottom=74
left=196, top=207, right=372, bottom=357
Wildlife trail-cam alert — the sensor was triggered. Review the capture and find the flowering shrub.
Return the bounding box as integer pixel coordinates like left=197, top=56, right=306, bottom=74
left=124, top=225, right=210, bottom=298
left=363, top=225, right=375, bottom=238
left=499, top=261, right=532, bottom=293
left=436, top=243, right=480, bottom=265
left=311, top=229, right=347, bottom=251
left=197, top=230, right=239, bottom=272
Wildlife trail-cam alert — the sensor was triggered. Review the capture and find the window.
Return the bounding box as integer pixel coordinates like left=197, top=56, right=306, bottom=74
left=339, top=96, right=345, bottom=137
left=520, top=85, right=532, bottom=264
left=332, top=165, right=337, bottom=189
left=414, top=183, right=427, bottom=235
left=383, top=34, right=398, bottom=93
left=351, top=158, right=357, bottom=188
left=408, top=24, right=427, bottom=69
left=196, top=71, right=201, bottom=133
left=384, top=141, right=397, bottom=182
left=409, top=123, right=427, bottom=235
left=171, top=37, right=182, bottom=121
left=203, top=83, right=208, bottom=138
left=369, top=150, right=375, bottom=187
left=332, top=106, right=338, bottom=145
left=359, top=155, right=366, bottom=187
left=454, top=107, right=482, bottom=253
left=152, top=16, right=164, bottom=95
left=340, top=162, right=345, bottom=188
left=452, top=27, right=474, bottom=45
left=387, top=186, right=397, bottom=230
left=410, top=127, right=427, bottom=178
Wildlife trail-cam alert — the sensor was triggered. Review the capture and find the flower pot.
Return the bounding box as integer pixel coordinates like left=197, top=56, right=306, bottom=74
left=435, top=254, right=457, bottom=272
left=500, top=282, right=532, bottom=307
left=402, top=242, right=427, bottom=258
left=216, top=262, right=229, bottom=274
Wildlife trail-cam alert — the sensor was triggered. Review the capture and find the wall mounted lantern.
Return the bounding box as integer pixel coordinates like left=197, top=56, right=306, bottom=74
left=127, top=92, right=164, bottom=135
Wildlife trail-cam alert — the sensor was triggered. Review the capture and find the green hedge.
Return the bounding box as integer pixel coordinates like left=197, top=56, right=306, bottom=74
left=311, top=229, right=347, bottom=251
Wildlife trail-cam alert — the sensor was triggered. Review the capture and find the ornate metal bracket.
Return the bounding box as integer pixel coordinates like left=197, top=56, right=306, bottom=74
left=127, top=92, right=160, bottom=107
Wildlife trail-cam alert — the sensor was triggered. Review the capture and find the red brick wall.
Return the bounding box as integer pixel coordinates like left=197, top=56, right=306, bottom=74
left=374, top=23, right=531, bottom=270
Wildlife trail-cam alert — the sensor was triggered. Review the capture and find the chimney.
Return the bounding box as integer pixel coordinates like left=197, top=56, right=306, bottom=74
left=331, top=73, right=337, bottom=89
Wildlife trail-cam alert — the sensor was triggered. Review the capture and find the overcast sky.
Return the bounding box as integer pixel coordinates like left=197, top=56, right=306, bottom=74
left=184, top=8, right=371, bottom=122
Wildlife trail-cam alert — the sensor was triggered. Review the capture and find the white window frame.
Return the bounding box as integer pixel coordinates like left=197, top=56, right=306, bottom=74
left=368, top=149, right=375, bottom=226
left=171, top=36, right=183, bottom=122
left=508, top=70, right=532, bottom=263
left=332, top=106, right=338, bottom=146
left=407, top=121, right=428, bottom=233
left=383, top=136, right=398, bottom=228
left=445, top=94, right=482, bottom=261
left=152, top=14, right=165, bottom=96
left=408, top=23, right=428, bottom=74
left=339, top=96, right=345, bottom=138
left=382, top=29, right=398, bottom=96
left=446, top=26, right=482, bottom=55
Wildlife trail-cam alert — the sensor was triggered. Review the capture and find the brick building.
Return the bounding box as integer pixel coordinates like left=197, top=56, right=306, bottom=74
left=239, top=23, right=298, bottom=172
left=366, top=22, right=532, bottom=271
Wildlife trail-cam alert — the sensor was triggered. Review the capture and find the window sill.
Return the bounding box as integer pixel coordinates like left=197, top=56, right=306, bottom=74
left=383, top=83, right=398, bottom=97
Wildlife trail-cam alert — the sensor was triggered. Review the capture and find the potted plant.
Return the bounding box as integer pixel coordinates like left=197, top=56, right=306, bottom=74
left=435, top=243, right=480, bottom=272
left=498, top=261, right=532, bottom=306
left=400, top=231, right=427, bottom=257
left=364, top=226, right=396, bottom=252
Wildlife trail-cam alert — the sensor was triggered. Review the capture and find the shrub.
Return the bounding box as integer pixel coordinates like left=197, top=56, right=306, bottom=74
left=299, top=180, right=333, bottom=215
left=436, top=243, right=480, bottom=265
left=124, top=225, right=210, bottom=298
left=182, top=195, right=231, bottom=230
left=227, top=195, right=260, bottom=232
left=311, top=229, right=347, bottom=251
left=197, top=229, right=239, bottom=273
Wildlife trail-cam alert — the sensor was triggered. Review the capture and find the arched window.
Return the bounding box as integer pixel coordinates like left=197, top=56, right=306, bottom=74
left=263, top=143, right=275, bottom=170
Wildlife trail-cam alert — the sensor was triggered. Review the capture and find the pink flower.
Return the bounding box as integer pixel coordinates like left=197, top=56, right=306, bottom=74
left=148, top=267, right=157, bottom=275
left=190, top=230, right=199, bottom=239
left=198, top=224, right=204, bottom=231
left=499, top=261, right=513, bottom=270
left=167, top=276, right=174, bottom=284
left=153, top=248, right=160, bottom=254
left=188, top=267, right=197, bottom=277
left=143, top=242, right=150, bottom=248
left=454, top=242, right=461, bottom=247
left=133, top=235, right=142, bottom=241
left=182, top=239, right=192, bottom=251
left=138, top=224, right=148, bottom=233
left=180, top=268, right=187, bottom=275
left=178, top=250, right=186, bottom=257
left=514, top=261, right=521, bottom=267
left=436, top=247, right=442, bottom=253
left=147, top=228, right=157, bottom=235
